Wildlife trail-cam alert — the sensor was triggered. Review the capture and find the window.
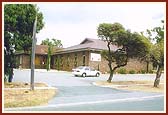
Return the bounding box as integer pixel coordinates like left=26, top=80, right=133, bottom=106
left=60, top=55, right=63, bottom=68
left=90, top=68, right=95, bottom=71
left=74, top=53, right=77, bottom=67
left=20, top=56, right=22, bottom=65
left=67, top=54, right=70, bottom=67
left=85, top=67, right=90, bottom=71
left=55, top=56, right=60, bottom=70
left=83, top=52, right=85, bottom=66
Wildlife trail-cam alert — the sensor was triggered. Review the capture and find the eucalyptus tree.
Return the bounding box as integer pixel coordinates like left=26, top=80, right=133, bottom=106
left=97, top=23, right=150, bottom=83
left=148, top=20, right=164, bottom=87
left=4, top=4, right=44, bottom=52
left=4, top=4, right=44, bottom=82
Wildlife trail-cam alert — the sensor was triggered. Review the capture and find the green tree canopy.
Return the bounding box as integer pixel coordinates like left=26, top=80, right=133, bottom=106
left=147, top=20, right=164, bottom=87
left=40, top=38, right=63, bottom=71
left=41, top=38, right=63, bottom=48
left=4, top=4, right=44, bottom=80
left=97, top=23, right=150, bottom=82
left=4, top=4, right=44, bottom=52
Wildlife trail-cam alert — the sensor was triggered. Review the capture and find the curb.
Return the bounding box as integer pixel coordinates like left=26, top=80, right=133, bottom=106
left=92, top=82, right=164, bottom=89
left=14, top=69, right=70, bottom=73
left=92, top=82, right=120, bottom=89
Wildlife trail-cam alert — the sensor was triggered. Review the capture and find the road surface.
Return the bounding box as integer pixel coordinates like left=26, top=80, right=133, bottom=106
left=4, top=69, right=165, bottom=112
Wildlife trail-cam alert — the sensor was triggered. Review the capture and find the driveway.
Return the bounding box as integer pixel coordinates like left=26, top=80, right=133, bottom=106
left=5, top=69, right=165, bottom=112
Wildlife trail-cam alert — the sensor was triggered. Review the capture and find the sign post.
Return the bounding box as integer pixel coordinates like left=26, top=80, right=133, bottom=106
left=30, top=16, right=37, bottom=90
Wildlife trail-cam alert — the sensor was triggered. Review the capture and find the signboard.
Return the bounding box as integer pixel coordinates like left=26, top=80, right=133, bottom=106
left=90, top=53, right=101, bottom=61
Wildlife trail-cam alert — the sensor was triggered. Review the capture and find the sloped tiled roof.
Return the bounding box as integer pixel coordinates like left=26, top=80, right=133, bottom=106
left=35, top=45, right=48, bottom=55
left=54, top=38, right=118, bottom=54
left=15, top=45, right=62, bottom=55
left=35, top=45, right=63, bottom=55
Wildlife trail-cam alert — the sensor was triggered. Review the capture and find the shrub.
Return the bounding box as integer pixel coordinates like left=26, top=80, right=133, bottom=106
left=148, top=70, right=154, bottom=74
left=129, top=70, right=135, bottom=74
left=140, top=70, right=146, bottom=74
left=117, top=68, right=127, bottom=74
left=4, top=75, right=8, bottom=82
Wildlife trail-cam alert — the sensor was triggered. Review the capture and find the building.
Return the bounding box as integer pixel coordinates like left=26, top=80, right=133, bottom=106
left=15, top=45, right=61, bottom=69
left=51, top=38, right=150, bottom=73
left=14, top=38, right=151, bottom=73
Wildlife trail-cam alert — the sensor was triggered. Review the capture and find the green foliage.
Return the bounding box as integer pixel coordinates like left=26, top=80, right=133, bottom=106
left=152, top=20, right=164, bottom=43
left=98, top=22, right=150, bottom=82
left=122, top=32, right=151, bottom=58
left=97, top=23, right=125, bottom=44
left=41, top=38, right=63, bottom=48
left=4, top=4, right=44, bottom=77
left=4, top=75, right=8, bottom=82
left=139, top=70, right=146, bottom=74
left=145, top=20, right=164, bottom=68
left=55, top=57, right=60, bottom=70
left=4, top=4, right=44, bottom=52
left=41, top=38, right=63, bottom=71
left=151, top=39, right=164, bottom=66
left=129, top=70, right=135, bottom=74
left=146, top=20, right=164, bottom=87
left=114, top=49, right=127, bottom=66
left=148, top=70, right=154, bottom=74
left=117, top=68, right=127, bottom=74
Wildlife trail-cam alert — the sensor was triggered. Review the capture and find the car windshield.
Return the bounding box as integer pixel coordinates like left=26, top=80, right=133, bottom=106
left=76, top=66, right=84, bottom=69
left=90, top=68, right=95, bottom=71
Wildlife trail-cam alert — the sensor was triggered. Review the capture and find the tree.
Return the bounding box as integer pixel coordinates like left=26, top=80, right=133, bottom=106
left=152, top=40, right=164, bottom=87
left=4, top=4, right=44, bottom=52
left=140, top=32, right=153, bottom=73
left=97, top=23, right=150, bottom=83
left=51, top=39, right=63, bottom=48
left=4, top=4, right=44, bottom=82
left=147, top=20, right=164, bottom=87
left=41, top=38, right=63, bottom=48
left=41, top=38, right=63, bottom=70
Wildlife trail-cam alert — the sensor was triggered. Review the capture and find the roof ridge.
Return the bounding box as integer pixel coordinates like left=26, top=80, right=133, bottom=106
left=80, top=38, right=101, bottom=44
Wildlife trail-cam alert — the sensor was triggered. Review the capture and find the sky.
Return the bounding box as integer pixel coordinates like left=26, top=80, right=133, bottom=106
left=36, top=2, right=165, bottom=48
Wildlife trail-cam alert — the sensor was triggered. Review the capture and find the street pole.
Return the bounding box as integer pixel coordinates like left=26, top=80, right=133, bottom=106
left=30, top=16, right=37, bottom=90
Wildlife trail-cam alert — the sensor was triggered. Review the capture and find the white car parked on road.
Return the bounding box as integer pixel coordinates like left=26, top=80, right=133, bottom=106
left=72, top=66, right=101, bottom=77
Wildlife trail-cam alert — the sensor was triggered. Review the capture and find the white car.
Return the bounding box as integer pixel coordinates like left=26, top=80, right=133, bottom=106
left=72, top=66, right=101, bottom=77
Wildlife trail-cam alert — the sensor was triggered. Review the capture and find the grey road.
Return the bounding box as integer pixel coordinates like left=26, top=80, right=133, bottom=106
left=4, top=69, right=165, bottom=112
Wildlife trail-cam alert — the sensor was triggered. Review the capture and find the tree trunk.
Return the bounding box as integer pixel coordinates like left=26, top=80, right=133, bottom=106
left=8, top=74, right=13, bottom=82
left=107, top=71, right=114, bottom=83
left=154, top=65, right=162, bottom=87
left=107, top=62, right=114, bottom=83
left=8, top=68, right=13, bottom=82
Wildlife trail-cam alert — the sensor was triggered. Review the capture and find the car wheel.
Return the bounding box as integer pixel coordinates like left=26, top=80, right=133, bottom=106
left=96, top=73, right=100, bottom=77
left=82, top=73, right=86, bottom=77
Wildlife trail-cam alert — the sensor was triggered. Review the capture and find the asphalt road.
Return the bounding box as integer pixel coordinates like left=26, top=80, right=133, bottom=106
left=4, top=69, right=165, bottom=112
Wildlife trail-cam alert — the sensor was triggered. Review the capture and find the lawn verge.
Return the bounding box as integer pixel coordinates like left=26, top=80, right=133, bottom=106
left=4, top=82, right=57, bottom=108
left=94, top=81, right=164, bottom=93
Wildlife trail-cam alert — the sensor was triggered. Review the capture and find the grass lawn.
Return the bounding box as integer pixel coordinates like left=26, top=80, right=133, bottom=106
left=4, top=82, right=57, bottom=108
left=95, top=81, right=164, bottom=93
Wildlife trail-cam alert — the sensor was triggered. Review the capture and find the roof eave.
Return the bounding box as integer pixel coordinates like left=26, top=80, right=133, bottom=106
left=52, top=48, right=105, bottom=55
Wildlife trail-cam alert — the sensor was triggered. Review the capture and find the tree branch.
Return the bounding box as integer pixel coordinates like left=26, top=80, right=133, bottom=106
left=113, top=56, right=128, bottom=71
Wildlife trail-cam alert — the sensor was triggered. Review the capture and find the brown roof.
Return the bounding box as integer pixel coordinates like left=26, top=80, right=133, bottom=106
left=54, top=38, right=119, bottom=54
left=15, top=39, right=118, bottom=55
left=35, top=45, right=63, bottom=55
left=15, top=45, right=62, bottom=55
left=35, top=45, right=48, bottom=55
